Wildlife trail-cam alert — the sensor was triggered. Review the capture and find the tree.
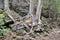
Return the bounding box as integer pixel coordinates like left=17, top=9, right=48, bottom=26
left=4, top=0, right=9, bottom=11
left=29, top=0, right=42, bottom=33
left=29, top=0, right=35, bottom=33
left=36, top=0, right=42, bottom=30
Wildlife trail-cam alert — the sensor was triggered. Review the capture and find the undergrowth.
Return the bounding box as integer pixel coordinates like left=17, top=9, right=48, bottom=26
left=0, top=10, right=10, bottom=38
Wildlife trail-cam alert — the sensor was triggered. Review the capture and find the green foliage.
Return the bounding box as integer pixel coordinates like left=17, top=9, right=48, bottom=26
left=55, top=0, right=60, bottom=10
left=0, top=15, right=4, bottom=25
left=0, top=11, right=11, bottom=38
left=0, top=26, right=10, bottom=38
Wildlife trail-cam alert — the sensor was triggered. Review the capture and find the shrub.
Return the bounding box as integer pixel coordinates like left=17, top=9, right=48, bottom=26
left=0, top=25, right=10, bottom=38
left=0, top=15, right=4, bottom=25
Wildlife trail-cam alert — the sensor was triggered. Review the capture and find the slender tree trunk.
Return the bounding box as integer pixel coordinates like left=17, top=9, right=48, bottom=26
left=29, top=0, right=35, bottom=33
left=4, top=0, right=9, bottom=11
left=36, top=0, right=42, bottom=30
left=29, top=0, right=34, bottom=25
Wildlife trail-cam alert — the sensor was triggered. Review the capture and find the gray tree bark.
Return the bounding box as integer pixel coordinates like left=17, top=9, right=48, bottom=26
left=4, top=0, right=9, bottom=11
left=36, top=0, right=42, bottom=30
left=29, top=0, right=35, bottom=33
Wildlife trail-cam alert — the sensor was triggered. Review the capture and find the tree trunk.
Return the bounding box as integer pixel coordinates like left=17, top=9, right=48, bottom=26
left=4, top=0, right=9, bottom=11
left=36, top=0, right=42, bottom=30
left=29, top=0, right=35, bottom=33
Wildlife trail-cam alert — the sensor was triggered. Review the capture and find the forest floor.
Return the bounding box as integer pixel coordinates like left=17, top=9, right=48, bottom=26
left=40, top=28, right=60, bottom=40
left=0, top=10, right=60, bottom=40
left=0, top=28, right=60, bottom=40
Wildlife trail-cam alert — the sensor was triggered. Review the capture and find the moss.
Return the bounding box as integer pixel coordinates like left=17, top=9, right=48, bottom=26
left=16, top=29, right=25, bottom=36
left=0, top=9, right=4, bottom=14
